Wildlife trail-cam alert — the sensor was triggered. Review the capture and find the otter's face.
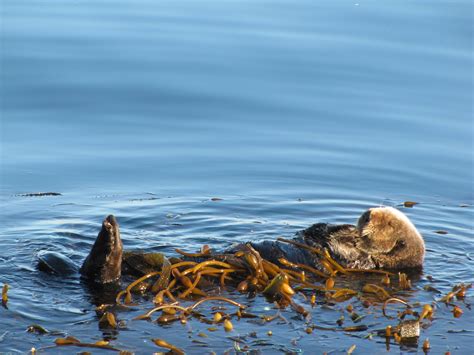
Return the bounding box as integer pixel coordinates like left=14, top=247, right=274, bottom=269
left=356, top=206, right=425, bottom=269
left=101, top=215, right=121, bottom=252
left=357, top=207, right=404, bottom=251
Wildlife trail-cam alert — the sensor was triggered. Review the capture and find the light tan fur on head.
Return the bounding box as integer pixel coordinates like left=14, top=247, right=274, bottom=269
left=356, top=206, right=425, bottom=269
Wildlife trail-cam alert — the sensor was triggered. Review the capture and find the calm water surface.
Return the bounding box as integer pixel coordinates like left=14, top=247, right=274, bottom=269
left=1, top=0, right=473, bottom=353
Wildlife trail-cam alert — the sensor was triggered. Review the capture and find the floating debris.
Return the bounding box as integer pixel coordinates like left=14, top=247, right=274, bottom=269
left=399, top=319, right=420, bottom=340
left=2, top=284, right=8, bottom=308
left=347, top=344, right=356, bottom=354
left=18, top=192, right=62, bottom=197
left=452, top=306, right=463, bottom=318
left=26, top=324, right=49, bottom=335
left=422, top=338, right=430, bottom=352
left=403, top=201, right=418, bottom=208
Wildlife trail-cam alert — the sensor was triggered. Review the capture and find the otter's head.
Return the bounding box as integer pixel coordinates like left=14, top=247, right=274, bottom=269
left=356, top=207, right=425, bottom=269
left=80, top=215, right=123, bottom=284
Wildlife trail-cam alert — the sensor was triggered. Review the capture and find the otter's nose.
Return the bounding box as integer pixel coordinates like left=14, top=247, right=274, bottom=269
left=105, top=215, right=117, bottom=226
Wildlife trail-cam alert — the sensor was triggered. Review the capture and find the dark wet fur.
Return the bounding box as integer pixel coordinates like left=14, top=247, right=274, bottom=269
left=79, top=215, right=123, bottom=284
left=250, top=223, right=368, bottom=270
left=37, top=251, right=78, bottom=275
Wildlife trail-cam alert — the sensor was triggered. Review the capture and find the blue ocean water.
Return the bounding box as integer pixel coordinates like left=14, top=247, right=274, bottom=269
left=0, top=0, right=472, bottom=353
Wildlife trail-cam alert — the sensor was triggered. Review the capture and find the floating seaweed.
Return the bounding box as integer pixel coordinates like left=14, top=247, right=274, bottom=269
left=152, top=338, right=184, bottom=354
left=41, top=239, right=470, bottom=353
left=53, top=336, right=121, bottom=351
left=2, top=284, right=8, bottom=309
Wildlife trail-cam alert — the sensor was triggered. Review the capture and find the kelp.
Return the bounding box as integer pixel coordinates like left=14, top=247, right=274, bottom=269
left=38, top=240, right=470, bottom=353
left=151, top=256, right=171, bottom=293
left=2, top=284, right=8, bottom=308
left=152, top=338, right=184, bottom=355
left=362, top=284, right=391, bottom=301
left=98, top=312, right=118, bottom=329
left=53, top=336, right=121, bottom=351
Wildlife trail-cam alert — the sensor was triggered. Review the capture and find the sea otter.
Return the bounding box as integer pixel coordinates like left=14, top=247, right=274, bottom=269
left=38, top=206, right=425, bottom=284
left=250, top=206, right=425, bottom=271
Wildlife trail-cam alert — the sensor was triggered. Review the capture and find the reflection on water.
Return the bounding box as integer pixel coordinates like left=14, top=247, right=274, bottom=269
left=0, top=0, right=472, bottom=353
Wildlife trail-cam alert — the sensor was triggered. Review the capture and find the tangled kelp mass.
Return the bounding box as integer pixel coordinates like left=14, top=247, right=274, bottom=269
left=21, top=242, right=473, bottom=353
left=1, top=195, right=473, bottom=353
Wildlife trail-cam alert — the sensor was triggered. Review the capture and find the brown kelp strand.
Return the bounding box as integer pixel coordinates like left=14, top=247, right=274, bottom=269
left=175, top=248, right=211, bottom=258
left=152, top=338, right=185, bottom=355
left=439, top=283, right=472, bottom=303
left=170, top=260, right=198, bottom=269
left=452, top=283, right=471, bottom=299
left=330, top=288, right=358, bottom=300
left=309, top=324, right=369, bottom=332
left=151, top=256, right=171, bottom=293
left=134, top=296, right=245, bottom=322
left=383, top=298, right=411, bottom=319
left=320, top=259, right=336, bottom=276
left=262, top=274, right=292, bottom=298
left=261, top=259, right=281, bottom=278
left=178, top=272, right=202, bottom=298
left=54, top=336, right=121, bottom=351
left=280, top=268, right=306, bottom=282
left=362, top=284, right=391, bottom=301
left=2, top=284, right=9, bottom=308
left=190, top=260, right=234, bottom=274
left=189, top=296, right=246, bottom=311
left=323, top=249, right=348, bottom=274
left=276, top=238, right=324, bottom=256
left=133, top=303, right=187, bottom=320
left=279, top=257, right=328, bottom=278
left=116, top=271, right=162, bottom=305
